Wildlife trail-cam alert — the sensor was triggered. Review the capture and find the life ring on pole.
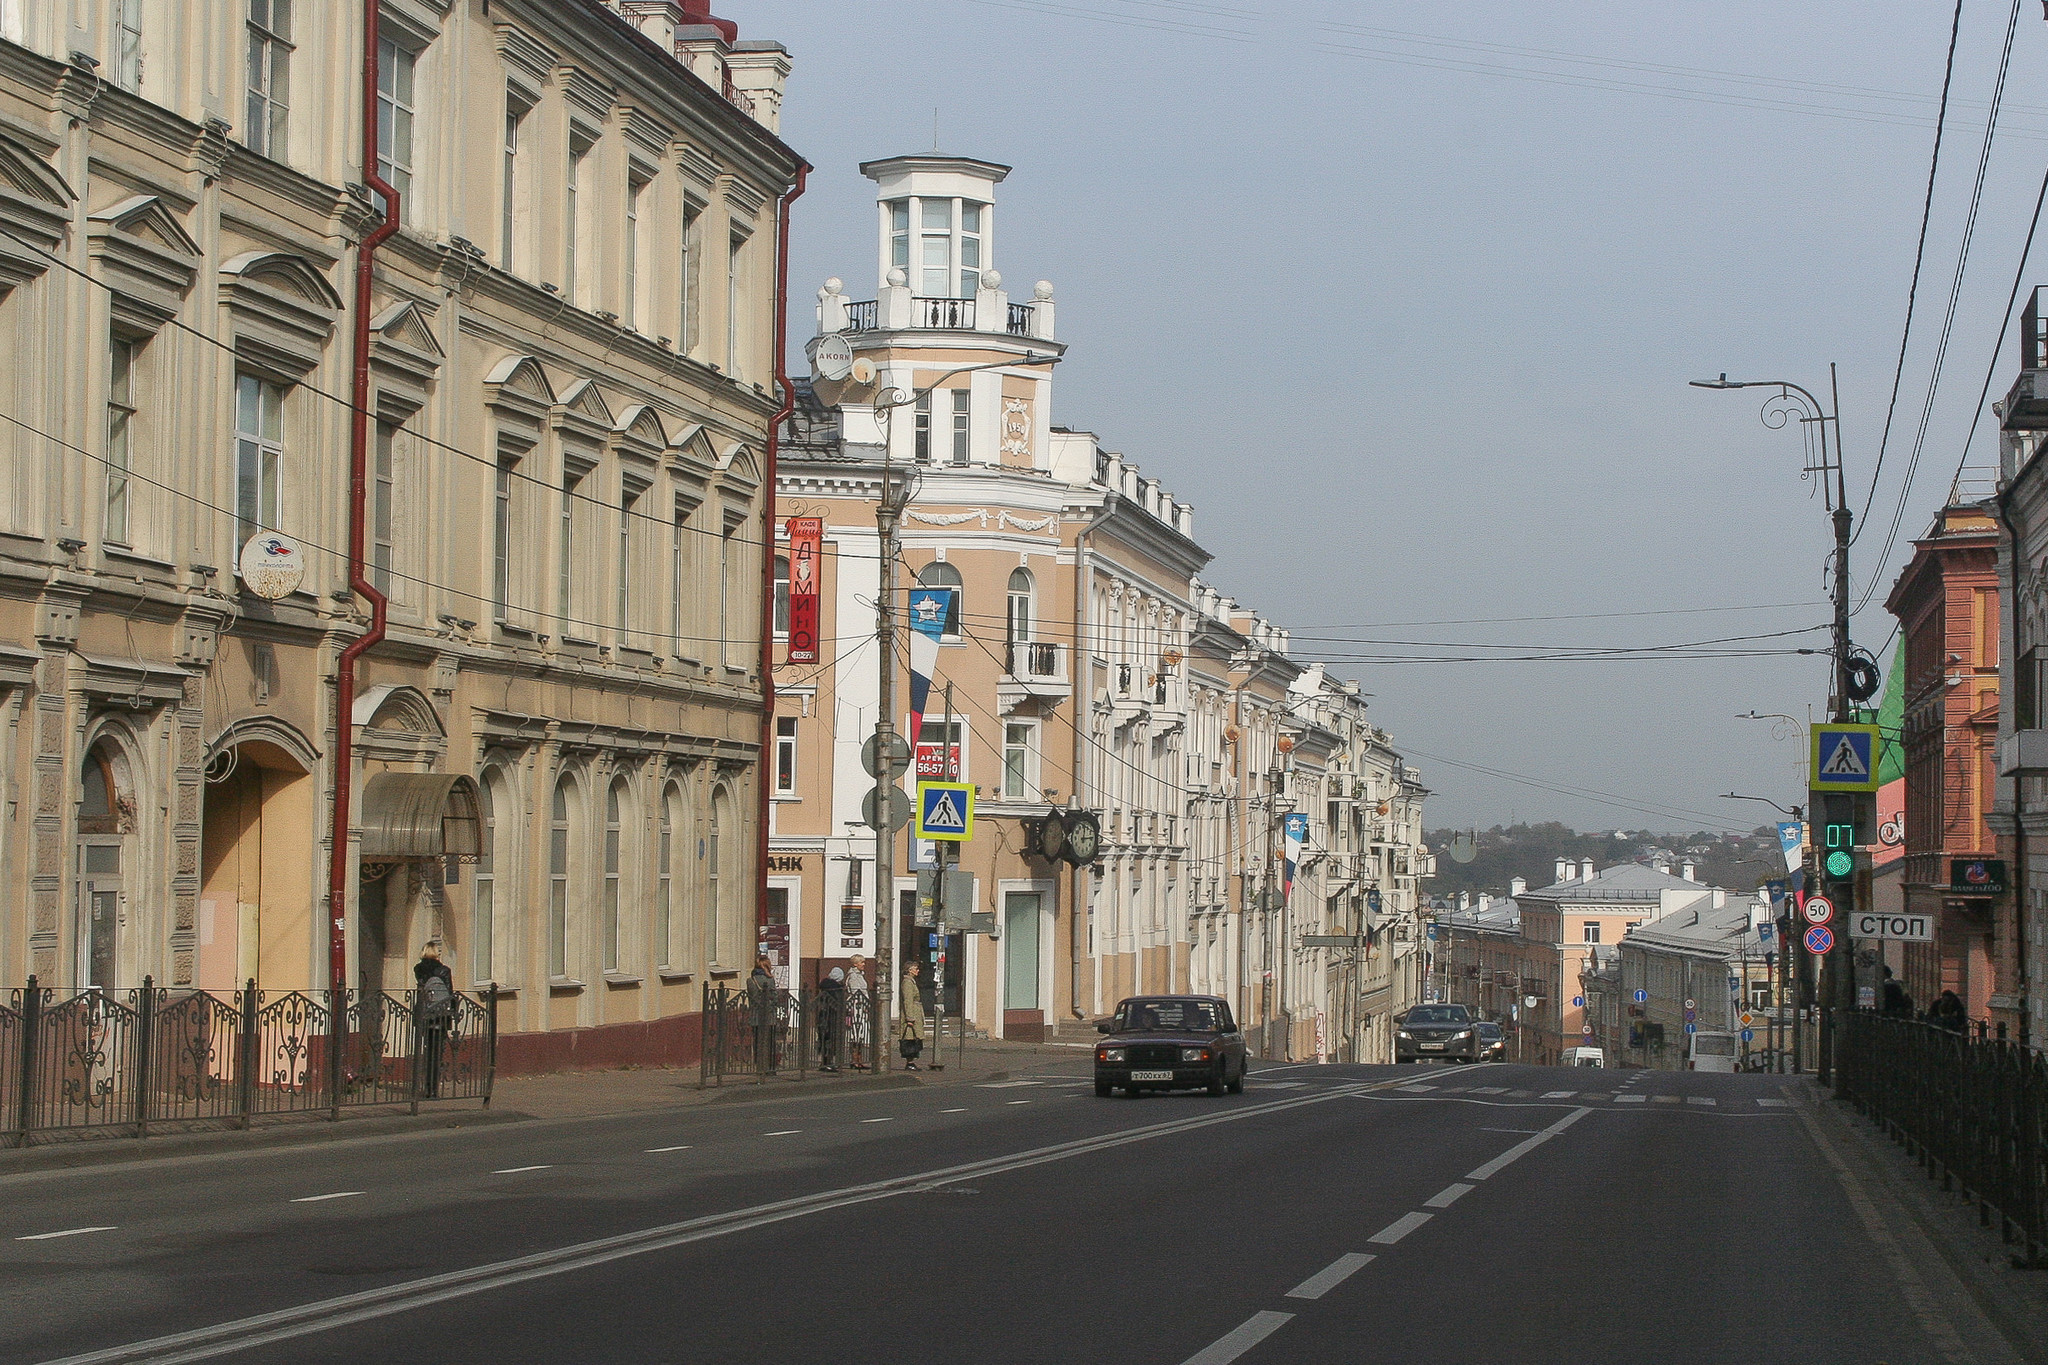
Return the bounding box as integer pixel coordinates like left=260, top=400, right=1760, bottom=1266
left=1844, top=652, right=1881, bottom=704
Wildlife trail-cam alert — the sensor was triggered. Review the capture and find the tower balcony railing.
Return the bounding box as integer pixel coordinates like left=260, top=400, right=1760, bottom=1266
left=840, top=297, right=1040, bottom=337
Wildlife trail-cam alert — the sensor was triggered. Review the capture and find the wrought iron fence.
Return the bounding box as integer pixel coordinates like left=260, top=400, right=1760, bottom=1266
left=2, top=976, right=496, bottom=1147
left=701, top=982, right=879, bottom=1086
left=1835, top=1012, right=2046, bottom=1264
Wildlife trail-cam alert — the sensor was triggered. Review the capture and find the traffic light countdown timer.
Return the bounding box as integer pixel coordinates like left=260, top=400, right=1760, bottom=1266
left=1815, top=791, right=1873, bottom=882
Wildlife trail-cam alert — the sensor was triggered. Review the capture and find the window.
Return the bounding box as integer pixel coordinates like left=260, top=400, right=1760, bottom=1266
left=603, top=779, right=624, bottom=972
left=372, top=421, right=396, bottom=595
left=1749, top=981, right=1772, bottom=1011
left=775, top=716, right=798, bottom=794
left=501, top=96, right=525, bottom=269
left=104, top=337, right=136, bottom=545
left=679, top=201, right=701, bottom=353
left=920, top=198, right=951, bottom=296
left=493, top=453, right=516, bottom=618
left=951, top=389, right=970, bottom=464
left=112, top=0, right=142, bottom=91
left=549, top=778, right=572, bottom=978
left=914, top=391, right=932, bottom=463
left=670, top=501, right=688, bottom=657
left=889, top=199, right=909, bottom=274
left=708, top=788, right=727, bottom=964
left=558, top=468, right=581, bottom=627
left=565, top=132, right=592, bottom=304
left=1007, top=568, right=1033, bottom=645
left=772, top=555, right=790, bottom=638
left=2021, top=648, right=2047, bottom=730
left=617, top=488, right=637, bottom=640
left=914, top=561, right=963, bottom=638
left=1583, top=922, right=1600, bottom=945
left=1003, top=723, right=1034, bottom=800
left=727, top=231, right=747, bottom=378
left=244, top=0, right=291, bottom=159
left=625, top=172, right=648, bottom=327
left=234, top=374, right=283, bottom=549
left=961, top=201, right=983, bottom=294
left=719, top=518, right=737, bottom=667
left=375, top=37, right=416, bottom=208
left=474, top=775, right=497, bottom=983
left=657, top=786, right=679, bottom=967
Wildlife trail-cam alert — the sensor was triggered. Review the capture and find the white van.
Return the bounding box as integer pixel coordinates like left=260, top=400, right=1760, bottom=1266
left=1688, top=1030, right=1738, bottom=1073
left=1562, top=1046, right=1605, bottom=1068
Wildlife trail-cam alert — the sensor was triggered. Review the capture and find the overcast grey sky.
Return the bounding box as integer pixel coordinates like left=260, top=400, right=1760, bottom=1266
left=731, top=0, right=2048, bottom=833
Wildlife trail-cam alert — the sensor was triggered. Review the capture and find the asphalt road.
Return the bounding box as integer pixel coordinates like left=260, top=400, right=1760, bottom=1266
left=0, top=1062, right=2020, bottom=1364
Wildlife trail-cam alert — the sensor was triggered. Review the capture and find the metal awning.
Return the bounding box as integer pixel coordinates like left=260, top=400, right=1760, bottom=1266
left=359, top=772, right=480, bottom=859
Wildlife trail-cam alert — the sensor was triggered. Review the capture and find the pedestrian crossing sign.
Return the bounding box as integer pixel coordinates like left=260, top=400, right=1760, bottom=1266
left=915, top=781, right=975, bottom=841
left=1810, top=723, right=1881, bottom=792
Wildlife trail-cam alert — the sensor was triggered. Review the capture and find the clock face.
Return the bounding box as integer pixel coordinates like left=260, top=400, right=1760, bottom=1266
left=1037, top=812, right=1066, bottom=861
left=1065, top=815, right=1099, bottom=863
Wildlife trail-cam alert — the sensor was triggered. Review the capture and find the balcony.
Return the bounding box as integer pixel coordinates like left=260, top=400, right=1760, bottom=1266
left=999, top=638, right=1069, bottom=711
left=840, top=297, right=1041, bottom=337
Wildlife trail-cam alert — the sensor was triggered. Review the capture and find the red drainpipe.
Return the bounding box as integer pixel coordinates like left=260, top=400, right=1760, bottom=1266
left=757, top=162, right=809, bottom=950
left=328, top=0, right=399, bottom=998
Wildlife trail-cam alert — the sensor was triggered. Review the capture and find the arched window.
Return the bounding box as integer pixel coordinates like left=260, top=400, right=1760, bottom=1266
left=549, top=777, right=572, bottom=978
left=772, top=554, right=790, bottom=638
left=657, top=784, right=679, bottom=967
left=914, top=560, right=962, bottom=639
left=603, top=778, right=626, bottom=972
left=474, top=772, right=500, bottom=984
left=708, top=786, right=729, bottom=965
left=1007, top=567, right=1033, bottom=645
left=76, top=745, right=126, bottom=989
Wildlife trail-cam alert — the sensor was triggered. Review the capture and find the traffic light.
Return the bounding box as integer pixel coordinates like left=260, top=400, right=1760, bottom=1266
left=1814, top=791, right=1872, bottom=884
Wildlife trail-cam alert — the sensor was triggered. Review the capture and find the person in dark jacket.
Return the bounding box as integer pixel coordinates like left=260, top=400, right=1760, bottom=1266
left=1881, top=965, right=1912, bottom=1018
left=748, top=955, right=779, bottom=1072
left=1930, top=989, right=1967, bottom=1033
left=817, top=968, right=846, bottom=1071
left=413, top=939, right=456, bottom=1098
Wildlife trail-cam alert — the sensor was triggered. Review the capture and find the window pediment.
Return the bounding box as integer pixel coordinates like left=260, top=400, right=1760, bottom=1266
left=667, top=423, right=717, bottom=488
left=554, top=378, right=614, bottom=443
left=611, top=404, right=667, bottom=474
left=483, top=353, right=554, bottom=428
left=0, top=132, right=74, bottom=292
left=370, top=299, right=445, bottom=412
left=718, top=442, right=762, bottom=493
left=89, top=195, right=200, bottom=331
left=220, top=251, right=342, bottom=378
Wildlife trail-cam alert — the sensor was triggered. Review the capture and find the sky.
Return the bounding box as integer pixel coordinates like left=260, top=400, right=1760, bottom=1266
left=727, top=0, right=2048, bottom=834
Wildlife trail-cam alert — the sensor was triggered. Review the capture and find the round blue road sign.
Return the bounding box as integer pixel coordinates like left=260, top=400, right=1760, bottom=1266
left=1571, top=995, right=1585, bottom=1009
left=1684, top=1022, right=1697, bottom=1035
left=1741, top=1028, right=1755, bottom=1043
left=1804, top=923, right=1835, bottom=955
left=1633, top=989, right=1648, bottom=1004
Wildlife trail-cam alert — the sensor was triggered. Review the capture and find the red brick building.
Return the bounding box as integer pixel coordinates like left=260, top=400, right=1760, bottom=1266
left=1884, top=504, right=2002, bottom=1022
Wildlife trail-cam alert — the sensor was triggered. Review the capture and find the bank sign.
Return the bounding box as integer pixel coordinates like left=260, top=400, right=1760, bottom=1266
left=1949, top=859, right=2007, bottom=896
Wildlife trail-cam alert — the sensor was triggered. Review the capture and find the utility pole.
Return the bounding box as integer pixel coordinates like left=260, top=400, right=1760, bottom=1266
left=870, top=445, right=907, bottom=1078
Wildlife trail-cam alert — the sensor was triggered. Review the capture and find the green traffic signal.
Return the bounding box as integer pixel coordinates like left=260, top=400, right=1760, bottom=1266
left=1824, top=849, right=1853, bottom=878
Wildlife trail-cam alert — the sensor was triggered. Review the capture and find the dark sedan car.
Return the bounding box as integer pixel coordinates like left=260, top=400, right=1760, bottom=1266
left=1094, top=995, right=1246, bottom=1097
left=1475, top=1020, right=1507, bottom=1063
left=1396, top=1004, right=1481, bottom=1064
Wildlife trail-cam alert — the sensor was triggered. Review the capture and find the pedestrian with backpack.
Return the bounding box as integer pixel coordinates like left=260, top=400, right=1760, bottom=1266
left=414, top=939, right=456, bottom=1098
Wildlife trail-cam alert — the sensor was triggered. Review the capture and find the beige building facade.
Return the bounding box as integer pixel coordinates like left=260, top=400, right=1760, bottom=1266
left=0, top=0, right=801, bottom=1068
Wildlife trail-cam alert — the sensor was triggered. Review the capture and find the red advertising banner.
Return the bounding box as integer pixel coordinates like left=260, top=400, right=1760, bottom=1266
left=786, top=516, right=822, bottom=663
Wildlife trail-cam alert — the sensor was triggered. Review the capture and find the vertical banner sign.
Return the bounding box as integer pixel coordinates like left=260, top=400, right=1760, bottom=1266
left=1283, top=811, right=1308, bottom=900
left=907, top=585, right=955, bottom=772
left=1776, top=822, right=1803, bottom=873
left=785, top=517, right=822, bottom=664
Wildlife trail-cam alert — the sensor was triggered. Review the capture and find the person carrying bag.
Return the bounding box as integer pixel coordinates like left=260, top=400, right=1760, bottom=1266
left=899, top=960, right=927, bottom=1071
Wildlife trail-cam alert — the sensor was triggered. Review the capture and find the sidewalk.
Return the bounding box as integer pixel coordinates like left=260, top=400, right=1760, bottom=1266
left=491, top=1034, right=1089, bottom=1120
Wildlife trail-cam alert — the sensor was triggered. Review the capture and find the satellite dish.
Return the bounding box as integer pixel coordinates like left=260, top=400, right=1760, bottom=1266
left=812, top=333, right=854, bottom=382
left=850, top=356, right=876, bottom=383
left=1448, top=831, right=1477, bottom=865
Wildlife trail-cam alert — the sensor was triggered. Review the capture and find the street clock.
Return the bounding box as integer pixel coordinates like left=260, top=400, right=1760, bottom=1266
left=1029, top=809, right=1100, bottom=866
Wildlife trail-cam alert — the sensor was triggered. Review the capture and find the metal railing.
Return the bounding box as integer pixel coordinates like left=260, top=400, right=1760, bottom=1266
left=1005, top=639, right=1061, bottom=678
left=914, top=296, right=975, bottom=330
left=1007, top=302, right=1036, bottom=335
left=1, top=976, right=496, bottom=1146
left=700, top=982, right=878, bottom=1085
left=1835, top=1012, right=2045, bottom=1263
left=844, top=299, right=878, bottom=332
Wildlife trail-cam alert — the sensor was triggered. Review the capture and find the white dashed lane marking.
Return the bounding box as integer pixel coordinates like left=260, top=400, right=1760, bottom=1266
left=1178, top=1310, right=1295, bottom=1365
left=15, top=1227, right=116, bottom=1241
left=645, top=1145, right=692, bottom=1153
left=1759, top=1098, right=1790, bottom=1107
left=1541, top=1090, right=1576, bottom=1099
left=941, top=1107, right=967, bottom=1113
left=1006, top=1100, right=1031, bottom=1106
left=861, top=1117, right=894, bottom=1124
left=1423, top=1182, right=1474, bottom=1209
left=1615, top=1095, right=1647, bottom=1104
left=289, top=1192, right=365, bottom=1203
left=491, top=1166, right=552, bottom=1174
left=764, top=1131, right=802, bottom=1137
left=1687, top=1097, right=1717, bottom=1107
left=1285, top=1252, right=1375, bottom=1300
left=1368, top=1211, right=1434, bottom=1245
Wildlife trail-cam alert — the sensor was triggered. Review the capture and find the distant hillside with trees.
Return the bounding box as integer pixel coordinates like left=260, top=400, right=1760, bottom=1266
left=1423, top=822, right=1785, bottom=902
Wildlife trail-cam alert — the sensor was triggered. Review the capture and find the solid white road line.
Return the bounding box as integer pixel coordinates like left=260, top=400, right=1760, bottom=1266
left=1423, top=1182, right=1474, bottom=1209
left=490, top=1166, right=552, bottom=1174
left=1368, top=1212, right=1433, bottom=1245
left=1478, top=1127, right=1540, bottom=1135
left=15, top=1226, right=116, bottom=1241
left=48, top=1079, right=1399, bottom=1365
left=644, top=1146, right=692, bottom=1153
left=1398, top=1084, right=1437, bottom=1093
left=289, top=1193, right=365, bottom=1204
left=1614, top=1094, right=1647, bottom=1104
left=1256, top=1081, right=1306, bottom=1090
left=1466, top=1107, right=1591, bottom=1181
left=977, top=1081, right=1043, bottom=1089
left=1285, top=1253, right=1375, bottom=1300
left=1179, top=1311, right=1296, bottom=1365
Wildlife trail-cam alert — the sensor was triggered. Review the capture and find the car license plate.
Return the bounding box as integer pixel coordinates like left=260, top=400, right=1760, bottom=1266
left=1129, top=1070, right=1174, bottom=1081
left=1420, top=1043, right=1444, bottom=1050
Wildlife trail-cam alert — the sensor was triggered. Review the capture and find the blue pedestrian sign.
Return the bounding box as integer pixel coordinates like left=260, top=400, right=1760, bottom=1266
left=914, top=781, right=974, bottom=841
left=1811, top=723, right=1881, bottom=792
left=1633, top=988, right=1648, bottom=1004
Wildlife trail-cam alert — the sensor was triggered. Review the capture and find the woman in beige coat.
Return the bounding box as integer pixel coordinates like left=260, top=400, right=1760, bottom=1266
left=898, top=960, right=927, bottom=1070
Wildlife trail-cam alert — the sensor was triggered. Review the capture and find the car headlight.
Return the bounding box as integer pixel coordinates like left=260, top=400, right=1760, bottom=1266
left=1451, top=1030, right=1473, bottom=1041
left=1180, top=1047, right=1210, bottom=1063
left=1397, top=1030, right=1412, bottom=1040
left=1098, top=1047, right=1125, bottom=1063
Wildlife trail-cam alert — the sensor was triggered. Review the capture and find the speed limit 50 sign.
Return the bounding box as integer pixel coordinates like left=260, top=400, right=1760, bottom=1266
left=1802, top=895, right=1834, bottom=925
